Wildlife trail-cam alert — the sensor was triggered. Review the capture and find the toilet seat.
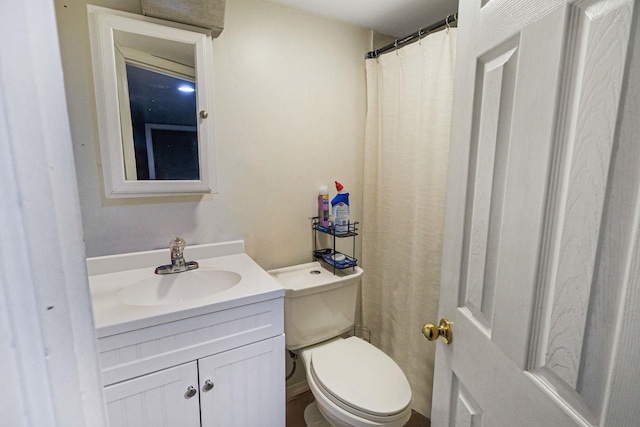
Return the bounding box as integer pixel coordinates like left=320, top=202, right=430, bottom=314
left=308, top=337, right=411, bottom=423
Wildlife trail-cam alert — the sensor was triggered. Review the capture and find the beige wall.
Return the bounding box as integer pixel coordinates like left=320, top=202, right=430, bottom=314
left=55, top=0, right=370, bottom=270
left=373, top=31, right=396, bottom=50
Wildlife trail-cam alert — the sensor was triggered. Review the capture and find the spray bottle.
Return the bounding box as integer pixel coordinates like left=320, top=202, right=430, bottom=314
left=331, top=181, right=350, bottom=234
left=318, top=186, right=330, bottom=228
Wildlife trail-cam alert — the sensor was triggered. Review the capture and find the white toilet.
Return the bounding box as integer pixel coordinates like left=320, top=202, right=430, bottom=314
left=268, top=262, right=412, bottom=427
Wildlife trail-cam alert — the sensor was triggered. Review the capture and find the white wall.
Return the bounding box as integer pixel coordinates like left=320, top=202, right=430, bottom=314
left=55, top=0, right=370, bottom=270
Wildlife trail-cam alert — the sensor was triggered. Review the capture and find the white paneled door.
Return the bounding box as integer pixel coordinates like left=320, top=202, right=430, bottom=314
left=431, top=0, right=640, bottom=425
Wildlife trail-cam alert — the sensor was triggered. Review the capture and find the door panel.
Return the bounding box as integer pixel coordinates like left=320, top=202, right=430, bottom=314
left=461, top=35, right=518, bottom=334
left=530, top=1, right=635, bottom=421
left=433, top=0, right=637, bottom=425
left=461, top=2, right=567, bottom=370
left=198, top=335, right=285, bottom=427
left=104, top=361, right=200, bottom=427
left=451, top=378, right=484, bottom=427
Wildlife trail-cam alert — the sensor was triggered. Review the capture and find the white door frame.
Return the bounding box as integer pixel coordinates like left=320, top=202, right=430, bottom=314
left=0, top=0, right=107, bottom=426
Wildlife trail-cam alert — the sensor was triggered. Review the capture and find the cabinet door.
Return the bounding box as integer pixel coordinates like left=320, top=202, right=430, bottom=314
left=104, top=361, right=201, bottom=427
left=199, top=335, right=285, bottom=427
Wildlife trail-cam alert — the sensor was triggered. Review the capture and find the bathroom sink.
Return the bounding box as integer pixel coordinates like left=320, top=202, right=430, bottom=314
left=117, top=269, right=242, bottom=306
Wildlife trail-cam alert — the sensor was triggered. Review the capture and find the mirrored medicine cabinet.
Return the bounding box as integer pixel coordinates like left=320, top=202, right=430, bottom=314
left=88, top=5, right=217, bottom=198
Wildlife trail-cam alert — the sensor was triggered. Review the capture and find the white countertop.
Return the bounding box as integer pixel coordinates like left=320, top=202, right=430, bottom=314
left=88, top=241, right=284, bottom=338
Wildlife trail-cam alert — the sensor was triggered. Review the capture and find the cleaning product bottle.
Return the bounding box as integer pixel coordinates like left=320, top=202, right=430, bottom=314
left=331, top=181, right=350, bottom=234
left=318, top=186, right=330, bottom=228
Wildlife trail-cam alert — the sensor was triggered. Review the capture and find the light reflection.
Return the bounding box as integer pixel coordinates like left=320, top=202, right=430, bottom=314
left=178, top=85, right=195, bottom=93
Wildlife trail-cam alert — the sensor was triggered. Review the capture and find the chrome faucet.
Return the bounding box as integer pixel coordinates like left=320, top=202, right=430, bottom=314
left=155, top=237, right=199, bottom=275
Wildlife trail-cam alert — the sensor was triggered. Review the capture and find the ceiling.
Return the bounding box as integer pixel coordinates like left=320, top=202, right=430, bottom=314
left=265, top=0, right=459, bottom=38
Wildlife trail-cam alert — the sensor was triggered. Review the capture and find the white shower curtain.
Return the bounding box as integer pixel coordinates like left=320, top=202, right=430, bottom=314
left=361, top=28, right=456, bottom=417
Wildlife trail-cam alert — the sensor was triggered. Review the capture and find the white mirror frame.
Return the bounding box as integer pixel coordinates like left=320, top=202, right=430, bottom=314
left=88, top=5, right=217, bottom=198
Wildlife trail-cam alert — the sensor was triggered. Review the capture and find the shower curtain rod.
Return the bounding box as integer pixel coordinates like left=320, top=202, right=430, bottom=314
left=365, top=13, right=457, bottom=59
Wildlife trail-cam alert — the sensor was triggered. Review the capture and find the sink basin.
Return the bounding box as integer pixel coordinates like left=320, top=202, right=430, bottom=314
left=117, top=269, right=242, bottom=306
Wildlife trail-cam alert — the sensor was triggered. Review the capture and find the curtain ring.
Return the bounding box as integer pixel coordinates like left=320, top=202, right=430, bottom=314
left=394, top=39, right=399, bottom=55
left=418, top=27, right=424, bottom=45
left=445, top=15, right=451, bottom=34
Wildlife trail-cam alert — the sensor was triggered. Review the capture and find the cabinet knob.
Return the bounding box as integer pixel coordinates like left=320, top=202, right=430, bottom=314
left=185, top=385, right=197, bottom=399
left=203, top=379, right=214, bottom=392
left=199, top=110, right=209, bottom=119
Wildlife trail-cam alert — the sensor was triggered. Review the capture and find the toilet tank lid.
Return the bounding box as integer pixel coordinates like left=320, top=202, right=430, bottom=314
left=268, top=262, right=363, bottom=297
left=310, top=337, right=411, bottom=417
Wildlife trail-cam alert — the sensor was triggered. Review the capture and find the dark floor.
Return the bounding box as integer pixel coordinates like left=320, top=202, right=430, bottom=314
left=286, top=390, right=430, bottom=427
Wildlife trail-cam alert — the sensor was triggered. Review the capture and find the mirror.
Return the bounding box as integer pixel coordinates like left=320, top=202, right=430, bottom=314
left=88, top=6, right=217, bottom=198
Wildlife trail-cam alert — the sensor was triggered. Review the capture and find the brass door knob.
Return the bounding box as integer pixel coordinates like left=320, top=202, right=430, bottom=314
left=422, top=318, right=452, bottom=344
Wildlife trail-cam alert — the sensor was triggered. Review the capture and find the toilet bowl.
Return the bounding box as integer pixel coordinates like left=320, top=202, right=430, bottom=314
left=268, top=262, right=412, bottom=427
left=301, top=337, right=412, bottom=427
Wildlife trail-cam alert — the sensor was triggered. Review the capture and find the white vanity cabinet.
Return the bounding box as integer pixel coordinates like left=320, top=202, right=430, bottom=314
left=88, top=242, right=287, bottom=427
left=104, top=334, right=285, bottom=427
left=97, top=297, right=285, bottom=427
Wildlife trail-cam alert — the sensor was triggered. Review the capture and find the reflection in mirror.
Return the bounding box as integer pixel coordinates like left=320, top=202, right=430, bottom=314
left=88, top=6, right=217, bottom=198
left=113, top=29, right=199, bottom=181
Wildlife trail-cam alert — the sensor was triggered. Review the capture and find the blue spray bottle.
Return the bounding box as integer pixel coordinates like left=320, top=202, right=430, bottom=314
left=331, top=181, right=350, bottom=234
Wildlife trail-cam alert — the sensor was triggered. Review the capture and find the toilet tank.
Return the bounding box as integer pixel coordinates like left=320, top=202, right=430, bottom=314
left=268, top=262, right=364, bottom=350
